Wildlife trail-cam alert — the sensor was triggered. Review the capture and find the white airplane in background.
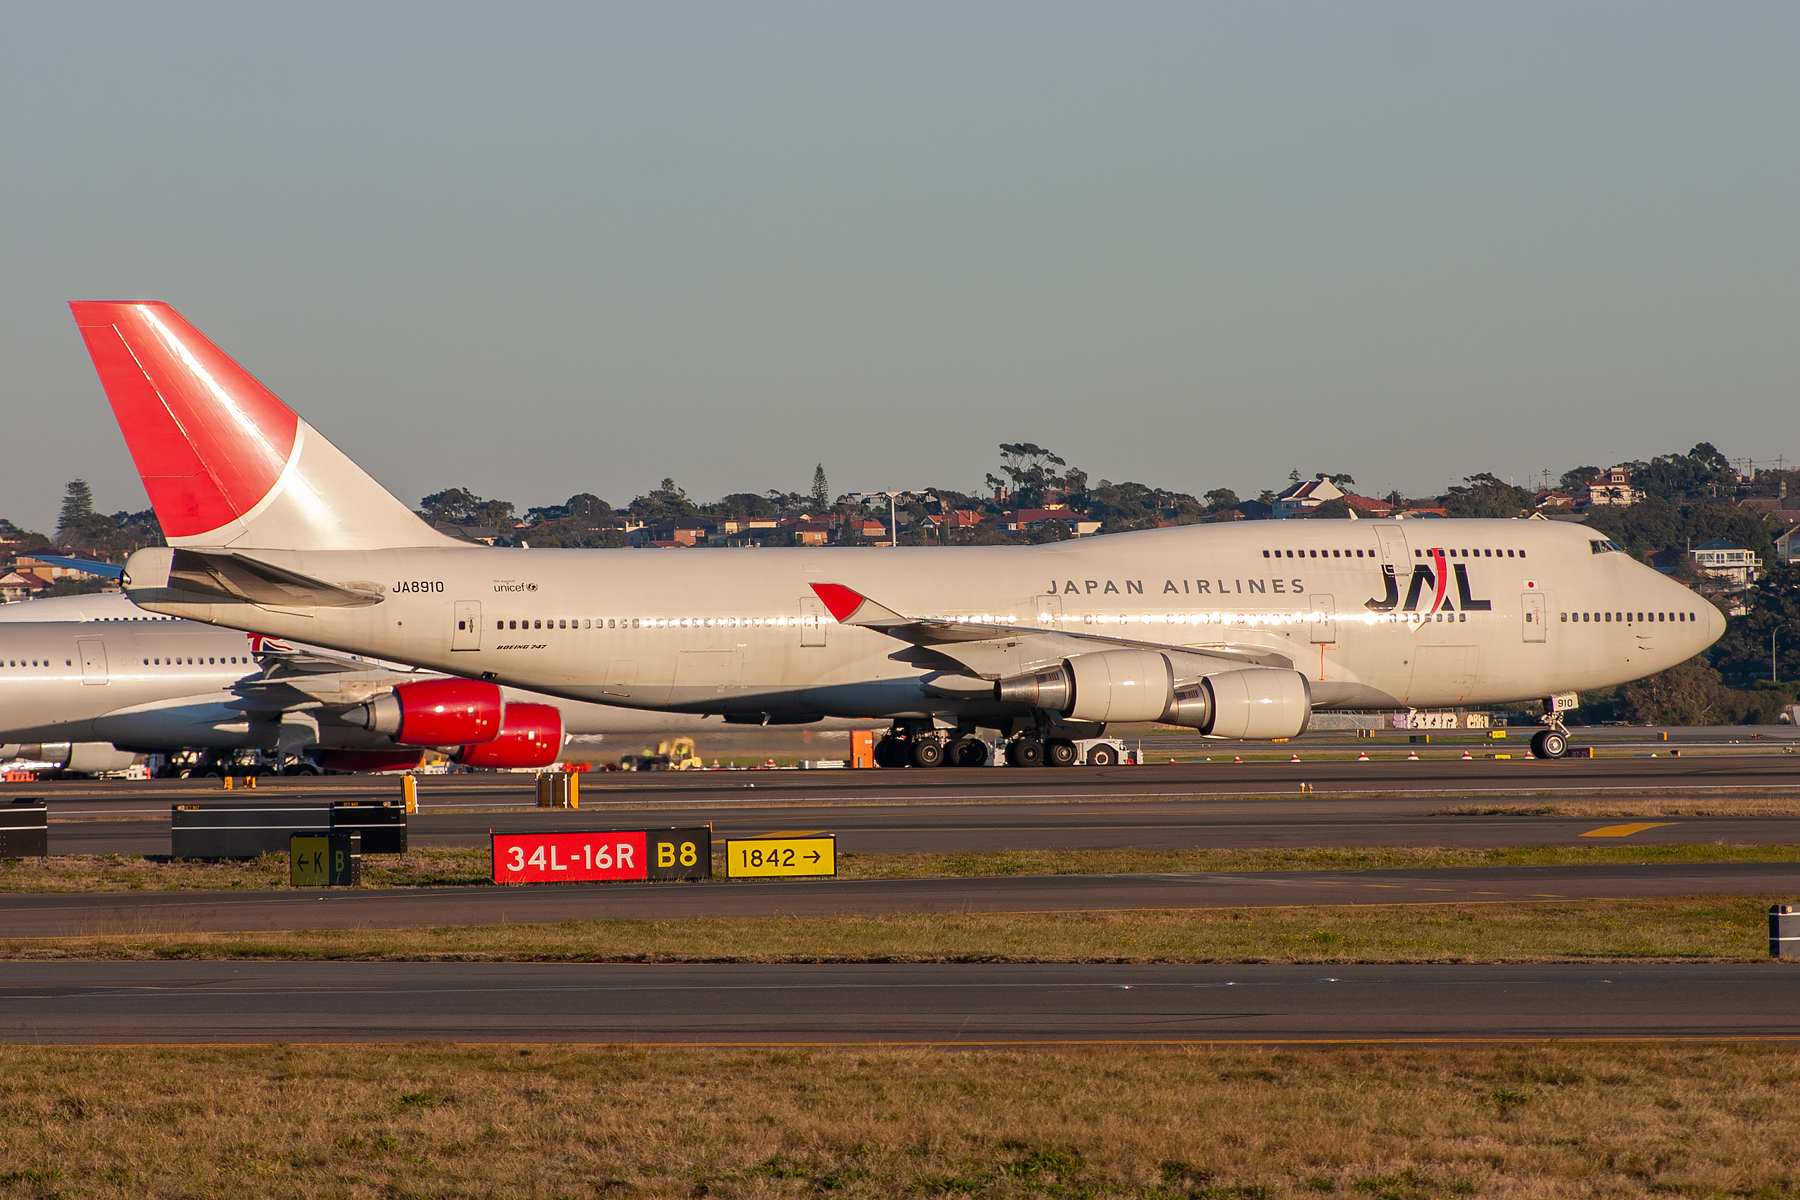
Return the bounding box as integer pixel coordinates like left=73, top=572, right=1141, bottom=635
left=0, top=592, right=862, bottom=776
left=71, top=301, right=1724, bottom=765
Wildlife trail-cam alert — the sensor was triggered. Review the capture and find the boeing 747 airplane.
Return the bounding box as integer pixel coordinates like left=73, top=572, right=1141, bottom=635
left=70, top=301, right=1723, bottom=765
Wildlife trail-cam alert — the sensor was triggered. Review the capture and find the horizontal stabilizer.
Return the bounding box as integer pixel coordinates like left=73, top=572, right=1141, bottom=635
left=22, top=554, right=124, bottom=581
left=123, top=546, right=384, bottom=609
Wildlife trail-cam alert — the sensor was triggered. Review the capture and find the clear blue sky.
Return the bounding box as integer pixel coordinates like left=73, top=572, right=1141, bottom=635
left=3, top=3, right=1795, bottom=530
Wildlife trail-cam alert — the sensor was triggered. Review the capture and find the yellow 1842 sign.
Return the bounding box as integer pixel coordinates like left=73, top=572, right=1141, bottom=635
left=725, top=836, right=836, bottom=879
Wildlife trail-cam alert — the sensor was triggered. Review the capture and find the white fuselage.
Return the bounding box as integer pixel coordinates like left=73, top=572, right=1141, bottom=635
left=0, top=594, right=855, bottom=749
left=132, top=519, right=1723, bottom=721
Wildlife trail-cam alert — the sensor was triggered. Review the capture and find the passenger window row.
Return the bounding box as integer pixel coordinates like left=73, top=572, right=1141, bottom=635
left=138, top=656, right=245, bottom=665
left=1257, top=547, right=1527, bottom=560
left=4, top=659, right=70, bottom=668
left=1560, top=611, right=1696, bottom=624
left=495, top=617, right=814, bottom=631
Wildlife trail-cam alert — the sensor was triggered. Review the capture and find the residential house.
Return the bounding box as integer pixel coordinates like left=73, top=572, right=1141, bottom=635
left=778, top=517, right=834, bottom=547
left=999, top=508, right=1102, bottom=537
left=1291, top=493, right=1396, bottom=519
left=628, top=518, right=711, bottom=548
left=1206, top=499, right=1273, bottom=522
left=1271, top=477, right=1345, bottom=518
left=1773, top=527, right=1796, bottom=566
left=1533, top=490, right=1578, bottom=512
left=1690, top=538, right=1761, bottom=585
left=921, top=510, right=984, bottom=535
left=1583, top=466, right=1639, bottom=507
left=0, top=570, right=51, bottom=603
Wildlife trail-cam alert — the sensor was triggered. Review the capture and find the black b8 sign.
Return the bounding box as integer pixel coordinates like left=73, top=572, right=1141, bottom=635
left=492, top=826, right=712, bottom=884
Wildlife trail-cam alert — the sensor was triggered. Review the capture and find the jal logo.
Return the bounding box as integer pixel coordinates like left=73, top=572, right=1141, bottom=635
left=1365, top=548, right=1491, bottom=615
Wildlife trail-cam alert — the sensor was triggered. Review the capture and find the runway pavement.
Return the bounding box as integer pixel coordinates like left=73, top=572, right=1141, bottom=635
left=40, top=789, right=1800, bottom=858
left=3, top=960, right=1795, bottom=1043
left=5, top=862, right=1796, bottom=937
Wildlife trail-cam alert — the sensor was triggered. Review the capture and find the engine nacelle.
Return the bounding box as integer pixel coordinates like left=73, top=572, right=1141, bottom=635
left=4, top=742, right=140, bottom=774
left=1200, top=668, right=1312, bottom=739
left=455, top=703, right=563, bottom=769
left=357, top=679, right=503, bottom=747
left=1062, top=649, right=1176, bottom=723
left=995, top=654, right=1311, bottom=739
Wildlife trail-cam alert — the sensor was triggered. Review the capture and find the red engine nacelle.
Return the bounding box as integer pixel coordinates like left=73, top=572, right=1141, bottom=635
left=455, top=703, right=563, bottom=769
left=357, top=679, right=503, bottom=747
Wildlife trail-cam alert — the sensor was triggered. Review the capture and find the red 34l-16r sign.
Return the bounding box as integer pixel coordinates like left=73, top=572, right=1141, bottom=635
left=491, top=827, right=712, bottom=884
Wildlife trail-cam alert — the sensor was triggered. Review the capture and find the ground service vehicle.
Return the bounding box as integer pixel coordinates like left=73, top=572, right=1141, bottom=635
left=71, top=301, right=1725, bottom=764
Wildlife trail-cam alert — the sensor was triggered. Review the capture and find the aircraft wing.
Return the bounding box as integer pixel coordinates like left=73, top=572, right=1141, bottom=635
left=224, top=643, right=420, bottom=715
left=25, top=554, right=124, bottom=580
left=810, top=582, right=1292, bottom=681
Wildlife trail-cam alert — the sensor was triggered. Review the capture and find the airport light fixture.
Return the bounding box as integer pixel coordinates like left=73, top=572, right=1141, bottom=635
left=850, top=490, right=936, bottom=547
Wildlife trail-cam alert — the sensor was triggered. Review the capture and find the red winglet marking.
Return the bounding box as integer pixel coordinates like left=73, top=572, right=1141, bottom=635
left=810, top=583, right=865, bottom=623
left=69, top=301, right=299, bottom=539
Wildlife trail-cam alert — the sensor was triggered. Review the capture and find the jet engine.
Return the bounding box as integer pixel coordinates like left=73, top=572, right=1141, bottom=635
left=0, top=742, right=140, bottom=774
left=354, top=679, right=504, bottom=746
left=996, top=652, right=1311, bottom=739
left=454, top=703, right=563, bottom=769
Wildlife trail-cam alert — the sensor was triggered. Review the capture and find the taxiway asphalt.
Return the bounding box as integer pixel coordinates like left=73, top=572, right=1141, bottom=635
left=3, top=961, right=1795, bottom=1043
left=4, top=862, right=1796, bottom=938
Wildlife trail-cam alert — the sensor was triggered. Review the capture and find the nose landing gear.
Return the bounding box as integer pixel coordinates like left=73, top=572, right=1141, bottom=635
left=1529, top=728, right=1569, bottom=759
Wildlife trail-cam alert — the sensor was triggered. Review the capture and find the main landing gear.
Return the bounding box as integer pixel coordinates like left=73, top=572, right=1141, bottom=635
left=873, top=725, right=993, bottom=769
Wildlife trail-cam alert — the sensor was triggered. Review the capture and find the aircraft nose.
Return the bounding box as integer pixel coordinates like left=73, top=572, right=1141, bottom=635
left=1701, top=596, right=1726, bottom=648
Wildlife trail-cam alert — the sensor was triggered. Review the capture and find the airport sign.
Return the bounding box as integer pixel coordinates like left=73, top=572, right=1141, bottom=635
left=725, top=836, right=836, bottom=878
left=492, top=826, right=712, bottom=884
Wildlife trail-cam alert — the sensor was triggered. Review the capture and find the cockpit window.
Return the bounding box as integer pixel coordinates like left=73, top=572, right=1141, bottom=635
left=1589, top=539, right=1623, bottom=554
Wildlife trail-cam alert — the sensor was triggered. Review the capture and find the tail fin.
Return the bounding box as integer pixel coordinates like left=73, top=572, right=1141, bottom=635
left=69, top=301, right=456, bottom=552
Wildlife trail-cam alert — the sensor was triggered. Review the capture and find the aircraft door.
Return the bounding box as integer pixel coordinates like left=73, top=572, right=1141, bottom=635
left=1375, top=524, right=1407, bottom=564
left=76, top=638, right=107, bottom=685
left=799, top=596, right=827, bottom=647
left=452, top=602, right=482, bottom=651
left=1035, top=595, right=1063, bottom=627
left=1309, top=595, right=1336, bottom=643
left=1522, top=594, right=1546, bottom=643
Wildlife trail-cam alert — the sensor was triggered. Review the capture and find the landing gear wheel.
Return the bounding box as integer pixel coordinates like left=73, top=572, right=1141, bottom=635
left=874, top=737, right=909, bottom=768
left=1530, top=730, right=1569, bottom=759
left=1086, top=744, right=1118, bottom=767
left=1006, top=738, right=1045, bottom=768
left=910, top=738, right=945, bottom=768
left=947, top=736, right=990, bottom=768
left=1045, top=739, right=1078, bottom=768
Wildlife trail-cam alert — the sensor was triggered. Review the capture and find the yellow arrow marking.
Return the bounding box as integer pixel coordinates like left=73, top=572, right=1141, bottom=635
left=1580, top=822, right=1676, bottom=838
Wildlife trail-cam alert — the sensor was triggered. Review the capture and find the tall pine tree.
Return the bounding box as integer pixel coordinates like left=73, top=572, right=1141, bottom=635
left=810, top=464, right=830, bottom=511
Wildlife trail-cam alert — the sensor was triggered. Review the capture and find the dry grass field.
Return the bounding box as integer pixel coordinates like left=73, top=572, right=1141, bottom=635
left=3, top=841, right=1796, bottom=892
left=2, top=1041, right=1797, bottom=1198
left=0, top=895, right=1778, bottom=964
